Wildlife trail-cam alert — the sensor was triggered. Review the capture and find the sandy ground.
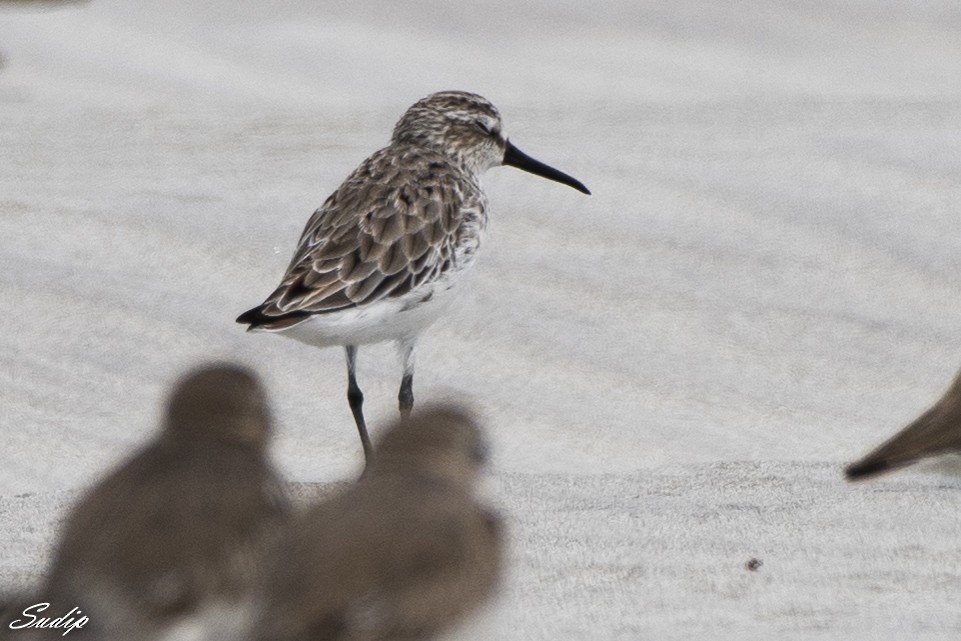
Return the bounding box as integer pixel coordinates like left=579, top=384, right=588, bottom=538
left=2, top=0, right=961, bottom=638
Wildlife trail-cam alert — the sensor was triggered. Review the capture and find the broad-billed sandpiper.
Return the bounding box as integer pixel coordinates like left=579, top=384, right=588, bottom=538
left=237, top=90, right=589, bottom=462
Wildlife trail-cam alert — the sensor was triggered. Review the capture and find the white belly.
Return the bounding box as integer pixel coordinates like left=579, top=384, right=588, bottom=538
left=261, top=280, right=461, bottom=348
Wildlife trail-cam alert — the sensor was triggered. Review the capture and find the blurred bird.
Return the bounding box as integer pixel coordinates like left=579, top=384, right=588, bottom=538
left=44, top=364, right=289, bottom=641
left=237, top=90, right=590, bottom=463
left=846, top=366, right=961, bottom=480
left=253, top=405, right=502, bottom=641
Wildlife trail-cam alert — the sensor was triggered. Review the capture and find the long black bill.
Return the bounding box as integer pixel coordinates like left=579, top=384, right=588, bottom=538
left=502, top=140, right=591, bottom=195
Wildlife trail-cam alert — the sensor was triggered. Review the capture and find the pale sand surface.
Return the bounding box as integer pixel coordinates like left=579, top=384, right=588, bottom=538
left=2, top=0, right=961, bottom=638
left=3, top=467, right=961, bottom=640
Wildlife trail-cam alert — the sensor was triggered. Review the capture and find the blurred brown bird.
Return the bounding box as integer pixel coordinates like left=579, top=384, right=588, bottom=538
left=846, top=366, right=961, bottom=480
left=44, top=363, right=289, bottom=641
left=253, top=405, right=503, bottom=641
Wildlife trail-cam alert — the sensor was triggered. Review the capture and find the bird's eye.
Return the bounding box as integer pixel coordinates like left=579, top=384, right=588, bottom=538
left=474, top=120, right=493, bottom=135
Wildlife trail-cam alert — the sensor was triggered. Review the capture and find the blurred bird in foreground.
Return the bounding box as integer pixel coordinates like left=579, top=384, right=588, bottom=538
left=44, top=364, right=289, bottom=641
left=847, top=366, right=961, bottom=480
left=253, top=405, right=502, bottom=641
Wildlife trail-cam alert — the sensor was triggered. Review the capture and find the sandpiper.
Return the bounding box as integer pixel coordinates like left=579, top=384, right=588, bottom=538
left=846, top=365, right=961, bottom=480
left=252, top=405, right=503, bottom=641
left=237, top=90, right=589, bottom=462
left=45, top=364, right=289, bottom=641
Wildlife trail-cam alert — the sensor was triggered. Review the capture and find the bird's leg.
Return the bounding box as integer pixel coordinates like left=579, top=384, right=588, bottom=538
left=345, top=345, right=373, bottom=462
left=398, top=373, right=414, bottom=419
left=398, top=338, right=417, bottom=420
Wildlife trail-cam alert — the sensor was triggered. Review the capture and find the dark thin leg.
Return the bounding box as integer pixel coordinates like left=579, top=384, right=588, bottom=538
left=345, top=345, right=372, bottom=462
left=399, top=373, right=413, bottom=419
left=398, top=339, right=417, bottom=420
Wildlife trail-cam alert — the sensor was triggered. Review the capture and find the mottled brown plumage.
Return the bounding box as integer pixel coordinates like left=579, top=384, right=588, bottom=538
left=261, top=144, right=481, bottom=319
left=847, top=366, right=961, bottom=480
left=237, top=91, right=589, bottom=463
left=45, top=364, right=289, bottom=641
left=253, top=406, right=503, bottom=641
